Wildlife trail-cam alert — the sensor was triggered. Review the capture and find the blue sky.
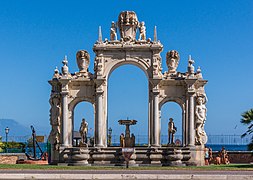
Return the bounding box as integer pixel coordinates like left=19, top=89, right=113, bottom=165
left=0, top=0, right=252, bottom=139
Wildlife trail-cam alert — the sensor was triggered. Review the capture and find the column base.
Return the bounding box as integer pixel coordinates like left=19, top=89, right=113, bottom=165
left=151, top=144, right=161, bottom=147
left=95, top=144, right=105, bottom=148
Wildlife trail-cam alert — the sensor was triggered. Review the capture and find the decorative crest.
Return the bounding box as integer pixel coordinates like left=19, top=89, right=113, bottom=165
left=76, top=50, right=90, bottom=73
left=166, top=50, right=180, bottom=73
left=118, top=11, right=139, bottom=41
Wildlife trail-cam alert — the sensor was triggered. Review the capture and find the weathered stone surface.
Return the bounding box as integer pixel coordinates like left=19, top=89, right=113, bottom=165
left=48, top=11, right=208, bottom=166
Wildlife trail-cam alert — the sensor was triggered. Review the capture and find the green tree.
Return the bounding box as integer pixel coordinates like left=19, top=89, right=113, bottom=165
left=241, top=108, right=253, bottom=150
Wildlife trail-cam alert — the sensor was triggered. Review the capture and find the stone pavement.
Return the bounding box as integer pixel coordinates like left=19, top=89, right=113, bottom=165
left=0, top=170, right=252, bottom=179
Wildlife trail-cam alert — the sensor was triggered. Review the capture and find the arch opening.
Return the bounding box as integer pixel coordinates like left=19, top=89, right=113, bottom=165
left=107, top=64, right=148, bottom=146
left=72, top=101, right=94, bottom=147
left=160, top=101, right=183, bottom=146
left=107, top=60, right=150, bottom=80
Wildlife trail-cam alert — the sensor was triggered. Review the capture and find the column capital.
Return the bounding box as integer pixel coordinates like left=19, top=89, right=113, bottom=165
left=152, top=90, right=160, bottom=96
left=61, top=91, right=69, bottom=96
left=96, top=91, right=104, bottom=96
left=187, top=91, right=195, bottom=96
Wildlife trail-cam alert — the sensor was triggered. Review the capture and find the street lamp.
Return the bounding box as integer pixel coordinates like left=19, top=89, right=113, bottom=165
left=108, top=127, right=112, bottom=146
left=5, top=127, right=9, bottom=153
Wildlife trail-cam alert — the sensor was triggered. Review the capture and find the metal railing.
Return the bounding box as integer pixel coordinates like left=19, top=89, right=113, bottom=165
left=0, top=134, right=249, bottom=153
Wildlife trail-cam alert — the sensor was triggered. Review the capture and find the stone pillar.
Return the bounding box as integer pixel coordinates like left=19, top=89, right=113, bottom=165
left=148, top=82, right=153, bottom=147
left=152, top=91, right=160, bottom=147
left=95, top=91, right=104, bottom=147
left=60, top=79, right=71, bottom=147
left=188, top=92, right=195, bottom=146
left=182, top=110, right=186, bottom=146
left=185, top=79, right=197, bottom=147
left=61, top=92, right=69, bottom=146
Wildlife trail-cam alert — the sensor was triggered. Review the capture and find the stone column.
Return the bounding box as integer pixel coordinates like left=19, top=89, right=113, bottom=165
left=61, top=91, right=70, bottom=147
left=148, top=93, right=153, bottom=146
left=185, top=79, right=197, bottom=147
left=152, top=91, right=160, bottom=147
left=182, top=109, right=186, bottom=146
left=188, top=92, right=195, bottom=146
left=95, top=91, right=104, bottom=147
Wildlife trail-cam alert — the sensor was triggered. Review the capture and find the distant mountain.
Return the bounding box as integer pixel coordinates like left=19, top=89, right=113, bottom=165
left=0, top=119, right=31, bottom=137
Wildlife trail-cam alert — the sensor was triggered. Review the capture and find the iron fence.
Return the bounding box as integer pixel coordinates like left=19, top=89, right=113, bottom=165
left=110, top=134, right=249, bottom=146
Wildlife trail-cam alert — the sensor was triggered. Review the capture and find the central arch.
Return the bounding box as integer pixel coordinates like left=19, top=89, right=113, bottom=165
left=106, top=59, right=151, bottom=80
left=107, top=63, right=149, bottom=146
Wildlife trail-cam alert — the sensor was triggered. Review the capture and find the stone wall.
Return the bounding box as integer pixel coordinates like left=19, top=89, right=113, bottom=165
left=0, top=152, right=252, bottom=165
left=0, top=153, right=26, bottom=164
left=212, top=151, right=253, bottom=164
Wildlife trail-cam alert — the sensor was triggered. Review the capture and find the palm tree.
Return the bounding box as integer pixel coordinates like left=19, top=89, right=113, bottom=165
left=241, top=108, right=253, bottom=150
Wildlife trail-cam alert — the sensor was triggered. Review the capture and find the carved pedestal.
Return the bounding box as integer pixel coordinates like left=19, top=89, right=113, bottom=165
left=149, top=148, right=163, bottom=166
left=166, top=149, right=185, bottom=166
left=65, top=147, right=90, bottom=166
left=92, top=148, right=116, bottom=165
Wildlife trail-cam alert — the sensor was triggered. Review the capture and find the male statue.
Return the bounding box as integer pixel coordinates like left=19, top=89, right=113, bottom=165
left=139, top=21, right=146, bottom=40
left=79, top=118, right=88, bottom=144
left=168, top=118, right=177, bottom=144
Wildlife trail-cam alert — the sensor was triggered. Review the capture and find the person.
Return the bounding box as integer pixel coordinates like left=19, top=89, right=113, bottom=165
left=79, top=118, right=88, bottom=144
left=221, top=147, right=230, bottom=164
left=168, top=118, right=177, bottom=144
left=204, top=147, right=209, bottom=165
left=208, top=147, right=213, bottom=164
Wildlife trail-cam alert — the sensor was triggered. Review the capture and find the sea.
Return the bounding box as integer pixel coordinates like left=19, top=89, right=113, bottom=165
left=206, top=144, right=249, bottom=151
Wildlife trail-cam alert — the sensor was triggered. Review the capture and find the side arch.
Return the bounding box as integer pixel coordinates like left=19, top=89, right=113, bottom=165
left=159, top=97, right=186, bottom=146
left=68, top=97, right=95, bottom=146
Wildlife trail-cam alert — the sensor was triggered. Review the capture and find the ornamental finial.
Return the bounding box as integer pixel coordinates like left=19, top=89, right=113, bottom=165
left=154, top=26, right=157, bottom=42
left=98, top=26, right=102, bottom=42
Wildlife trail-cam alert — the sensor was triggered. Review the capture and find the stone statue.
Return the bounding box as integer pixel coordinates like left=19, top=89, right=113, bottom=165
left=79, top=118, right=88, bottom=144
left=139, top=21, right=146, bottom=40
left=120, top=133, right=125, bottom=147
left=188, top=55, right=195, bottom=76
left=166, top=50, right=180, bottom=73
left=76, top=50, right=90, bottom=73
left=131, top=133, right=135, bottom=147
left=110, top=21, right=117, bottom=41
left=49, top=94, right=61, bottom=150
left=168, top=118, right=177, bottom=144
left=195, top=96, right=207, bottom=145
